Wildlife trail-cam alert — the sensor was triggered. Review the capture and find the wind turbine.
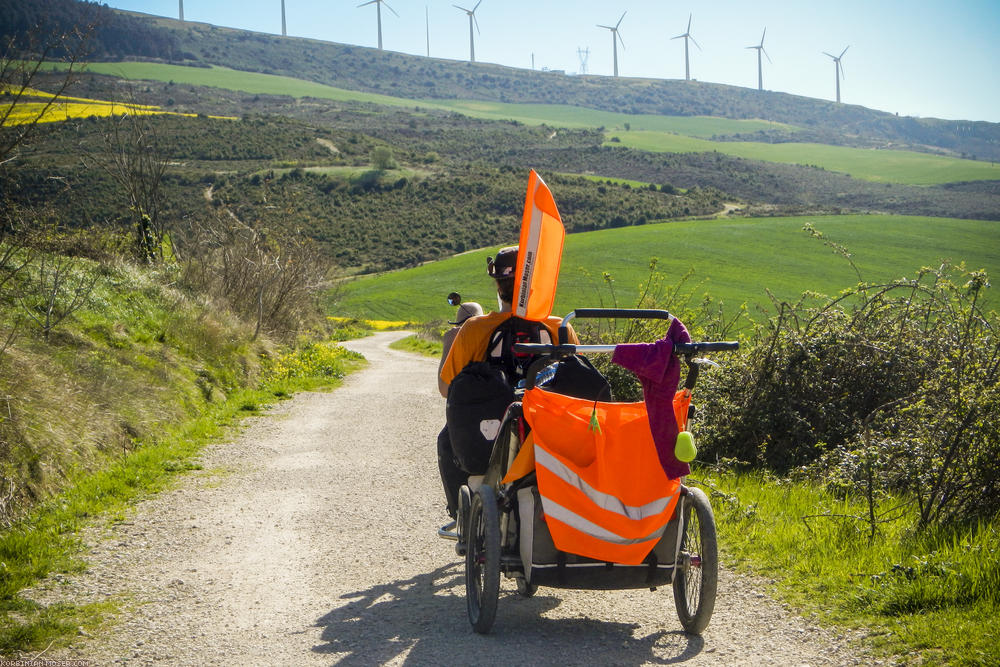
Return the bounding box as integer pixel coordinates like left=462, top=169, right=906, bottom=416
left=746, top=28, right=771, bottom=91
left=597, top=11, right=626, bottom=77
left=453, top=0, right=483, bottom=63
left=178, top=0, right=184, bottom=22
left=672, top=13, right=701, bottom=81
left=281, top=0, right=287, bottom=36
left=823, top=46, right=849, bottom=103
left=358, top=0, right=398, bottom=51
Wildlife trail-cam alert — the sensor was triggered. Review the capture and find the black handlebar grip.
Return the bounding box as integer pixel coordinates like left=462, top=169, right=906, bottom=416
left=572, top=308, right=673, bottom=320
left=674, top=341, right=740, bottom=354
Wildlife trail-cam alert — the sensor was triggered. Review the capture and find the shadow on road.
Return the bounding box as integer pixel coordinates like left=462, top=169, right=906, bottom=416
left=313, top=563, right=703, bottom=665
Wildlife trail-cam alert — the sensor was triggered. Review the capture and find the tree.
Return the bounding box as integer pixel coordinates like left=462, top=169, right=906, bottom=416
left=1, top=22, right=92, bottom=331
left=88, top=87, right=168, bottom=264
left=0, top=23, right=91, bottom=168
left=370, top=146, right=397, bottom=171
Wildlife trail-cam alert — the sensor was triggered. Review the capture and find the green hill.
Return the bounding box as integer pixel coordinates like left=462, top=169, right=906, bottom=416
left=4, top=0, right=1000, bottom=162
left=74, top=62, right=1000, bottom=187
left=334, top=214, right=1000, bottom=322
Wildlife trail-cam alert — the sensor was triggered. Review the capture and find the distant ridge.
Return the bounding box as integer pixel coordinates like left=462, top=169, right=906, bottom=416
left=3, top=0, right=999, bottom=161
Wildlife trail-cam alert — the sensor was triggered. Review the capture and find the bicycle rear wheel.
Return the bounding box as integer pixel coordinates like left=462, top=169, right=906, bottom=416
left=466, top=485, right=500, bottom=634
left=672, top=486, right=718, bottom=635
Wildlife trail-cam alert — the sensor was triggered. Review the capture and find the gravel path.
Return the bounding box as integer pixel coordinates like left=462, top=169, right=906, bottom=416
left=30, top=331, right=880, bottom=666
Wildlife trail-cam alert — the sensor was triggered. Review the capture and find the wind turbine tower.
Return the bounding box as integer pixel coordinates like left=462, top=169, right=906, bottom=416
left=178, top=0, right=184, bottom=22
left=597, top=12, right=626, bottom=77
left=747, top=28, right=771, bottom=90
left=672, top=14, right=701, bottom=81
left=823, top=46, right=849, bottom=103
left=577, top=47, right=590, bottom=75
left=426, top=6, right=430, bottom=56
left=453, top=1, right=483, bottom=63
left=281, top=0, right=287, bottom=36
left=358, top=0, right=398, bottom=51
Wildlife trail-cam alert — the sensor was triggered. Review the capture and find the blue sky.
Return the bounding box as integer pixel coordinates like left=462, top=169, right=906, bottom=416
left=105, top=0, right=1000, bottom=123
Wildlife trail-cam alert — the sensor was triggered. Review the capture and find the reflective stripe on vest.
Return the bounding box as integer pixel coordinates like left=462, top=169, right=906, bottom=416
left=534, top=447, right=674, bottom=521
left=538, top=495, right=671, bottom=546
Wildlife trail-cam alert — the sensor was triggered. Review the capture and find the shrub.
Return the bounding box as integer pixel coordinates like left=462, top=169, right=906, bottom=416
left=697, top=238, right=998, bottom=528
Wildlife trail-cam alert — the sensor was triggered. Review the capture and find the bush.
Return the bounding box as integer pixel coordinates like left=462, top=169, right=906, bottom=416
left=697, top=233, right=998, bottom=528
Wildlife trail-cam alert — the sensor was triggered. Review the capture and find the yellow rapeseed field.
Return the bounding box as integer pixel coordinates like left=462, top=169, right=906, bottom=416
left=327, top=316, right=411, bottom=330
left=1, top=85, right=235, bottom=125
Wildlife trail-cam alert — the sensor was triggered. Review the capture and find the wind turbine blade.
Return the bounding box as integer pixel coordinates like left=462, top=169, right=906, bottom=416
left=763, top=48, right=772, bottom=64
left=384, top=1, right=399, bottom=17
left=454, top=4, right=470, bottom=11
left=473, top=13, right=480, bottom=34
left=686, top=14, right=692, bottom=33
left=761, top=27, right=766, bottom=46
left=617, top=30, right=626, bottom=50
left=822, top=51, right=835, bottom=59
left=671, top=33, right=685, bottom=40
left=840, top=45, right=849, bottom=58
left=473, top=0, right=482, bottom=11
left=358, top=0, right=378, bottom=6
left=690, top=35, right=702, bottom=51
left=616, top=11, right=626, bottom=29
left=839, top=61, right=846, bottom=79
left=597, top=24, right=613, bottom=30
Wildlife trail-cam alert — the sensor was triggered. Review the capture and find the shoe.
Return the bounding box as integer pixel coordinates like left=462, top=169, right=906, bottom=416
left=438, top=520, right=458, bottom=540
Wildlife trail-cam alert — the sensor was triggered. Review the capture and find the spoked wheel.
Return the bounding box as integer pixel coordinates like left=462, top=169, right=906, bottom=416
left=456, top=485, right=472, bottom=557
left=466, top=485, right=501, bottom=634
left=672, top=486, right=718, bottom=635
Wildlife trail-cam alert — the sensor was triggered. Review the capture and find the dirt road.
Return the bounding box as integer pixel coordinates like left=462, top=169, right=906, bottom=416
left=36, top=331, right=877, bottom=665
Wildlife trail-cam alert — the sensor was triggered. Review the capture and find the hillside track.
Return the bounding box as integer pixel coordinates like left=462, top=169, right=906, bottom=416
left=33, top=332, right=881, bottom=665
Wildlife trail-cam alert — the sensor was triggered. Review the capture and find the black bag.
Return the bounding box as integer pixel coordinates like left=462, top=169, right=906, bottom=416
left=486, top=316, right=552, bottom=384
left=543, top=354, right=613, bottom=402
left=446, top=361, right=515, bottom=474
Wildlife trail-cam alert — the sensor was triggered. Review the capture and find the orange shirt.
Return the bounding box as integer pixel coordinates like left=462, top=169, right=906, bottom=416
left=439, top=312, right=578, bottom=387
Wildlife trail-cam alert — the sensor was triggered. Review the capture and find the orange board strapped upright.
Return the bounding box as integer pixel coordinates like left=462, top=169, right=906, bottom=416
left=513, top=170, right=565, bottom=322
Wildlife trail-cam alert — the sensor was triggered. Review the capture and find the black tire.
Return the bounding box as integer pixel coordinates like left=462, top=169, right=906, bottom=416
left=672, top=486, right=718, bottom=635
left=466, top=485, right=501, bottom=634
left=456, top=485, right=472, bottom=557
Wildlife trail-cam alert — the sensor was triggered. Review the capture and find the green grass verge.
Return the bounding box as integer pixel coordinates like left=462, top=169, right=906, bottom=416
left=697, top=467, right=999, bottom=665
left=331, top=214, right=1000, bottom=323
left=389, top=334, right=442, bottom=358
left=65, top=62, right=993, bottom=186
left=0, top=342, right=365, bottom=655
left=607, top=131, right=1000, bottom=185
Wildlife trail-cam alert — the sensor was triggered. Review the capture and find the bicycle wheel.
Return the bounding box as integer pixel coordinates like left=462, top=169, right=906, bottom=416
left=466, top=485, right=501, bottom=634
left=456, top=485, right=472, bottom=557
left=672, top=486, right=718, bottom=635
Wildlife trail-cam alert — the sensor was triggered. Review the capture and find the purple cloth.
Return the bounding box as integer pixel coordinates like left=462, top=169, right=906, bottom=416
left=611, top=318, right=692, bottom=479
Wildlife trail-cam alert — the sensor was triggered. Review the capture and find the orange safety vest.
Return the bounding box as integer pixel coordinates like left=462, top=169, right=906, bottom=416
left=521, top=387, right=681, bottom=565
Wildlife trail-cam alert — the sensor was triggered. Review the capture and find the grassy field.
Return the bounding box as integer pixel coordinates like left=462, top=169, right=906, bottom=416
left=608, top=131, right=1000, bottom=185
left=697, top=467, right=999, bottom=665
left=70, top=62, right=996, bottom=186
left=331, top=214, right=1000, bottom=323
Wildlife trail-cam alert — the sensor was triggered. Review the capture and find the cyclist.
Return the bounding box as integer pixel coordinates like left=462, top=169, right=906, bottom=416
left=437, top=246, right=577, bottom=534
